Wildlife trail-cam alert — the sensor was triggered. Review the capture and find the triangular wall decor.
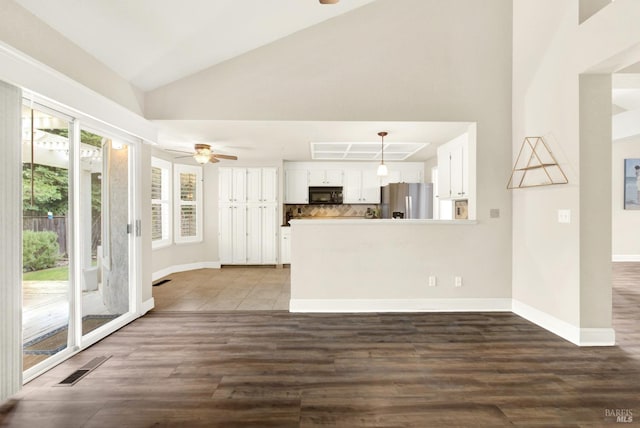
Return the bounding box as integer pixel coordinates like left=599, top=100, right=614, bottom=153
left=507, top=137, right=568, bottom=189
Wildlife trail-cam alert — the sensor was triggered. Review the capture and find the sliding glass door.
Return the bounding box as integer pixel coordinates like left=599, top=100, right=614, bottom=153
left=22, top=100, right=137, bottom=378
left=79, top=129, right=132, bottom=340
left=21, top=104, right=73, bottom=371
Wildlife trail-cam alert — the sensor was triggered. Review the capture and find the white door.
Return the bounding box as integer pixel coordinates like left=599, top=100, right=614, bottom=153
left=450, top=144, right=464, bottom=198
left=246, top=205, right=262, bottom=264
left=219, top=168, right=233, bottom=203
left=343, top=170, right=362, bottom=203
left=308, top=169, right=326, bottom=186
left=218, top=205, right=234, bottom=264
left=285, top=169, right=309, bottom=203
left=360, top=170, right=381, bottom=203
left=261, top=205, right=278, bottom=264
left=246, top=168, right=261, bottom=203
left=402, top=168, right=423, bottom=184
left=232, top=168, right=246, bottom=203
left=231, top=205, right=246, bottom=264
left=261, top=168, right=278, bottom=203
left=280, top=228, right=291, bottom=264
left=324, top=169, right=344, bottom=186
left=437, top=146, right=452, bottom=198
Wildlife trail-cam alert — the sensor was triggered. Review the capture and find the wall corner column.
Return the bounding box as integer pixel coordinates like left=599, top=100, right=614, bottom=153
left=579, top=74, right=614, bottom=341
left=0, top=80, right=23, bottom=400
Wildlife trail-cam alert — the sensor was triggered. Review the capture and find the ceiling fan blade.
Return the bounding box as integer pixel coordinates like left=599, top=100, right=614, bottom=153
left=212, top=154, right=238, bottom=160
left=166, top=149, right=192, bottom=154
left=208, top=156, right=220, bottom=163
left=173, top=155, right=194, bottom=159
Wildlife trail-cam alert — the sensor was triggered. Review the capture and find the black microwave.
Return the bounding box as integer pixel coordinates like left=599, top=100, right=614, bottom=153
left=309, top=187, right=343, bottom=205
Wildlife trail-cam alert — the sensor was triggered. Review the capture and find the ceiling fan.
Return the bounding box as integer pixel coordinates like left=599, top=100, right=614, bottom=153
left=171, top=143, right=238, bottom=165
left=319, top=0, right=339, bottom=3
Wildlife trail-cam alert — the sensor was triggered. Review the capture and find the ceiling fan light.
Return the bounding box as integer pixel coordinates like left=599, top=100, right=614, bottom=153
left=193, top=152, right=210, bottom=164
left=193, top=144, right=212, bottom=164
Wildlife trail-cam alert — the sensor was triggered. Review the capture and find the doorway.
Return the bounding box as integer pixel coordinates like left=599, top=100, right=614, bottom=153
left=21, top=100, right=136, bottom=377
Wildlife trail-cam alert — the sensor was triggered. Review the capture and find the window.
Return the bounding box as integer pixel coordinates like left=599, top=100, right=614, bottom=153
left=174, top=164, right=203, bottom=244
left=151, top=157, right=172, bottom=248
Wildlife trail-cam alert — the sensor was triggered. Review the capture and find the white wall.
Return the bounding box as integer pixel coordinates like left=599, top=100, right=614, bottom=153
left=150, top=155, right=286, bottom=278
left=146, top=0, right=514, bottom=297
left=0, top=0, right=144, bottom=115
left=291, top=221, right=509, bottom=306
left=612, top=136, right=640, bottom=260
left=512, top=0, right=640, bottom=341
left=150, top=154, right=221, bottom=279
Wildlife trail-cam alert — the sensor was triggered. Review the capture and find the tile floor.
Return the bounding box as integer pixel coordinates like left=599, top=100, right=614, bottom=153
left=152, top=266, right=290, bottom=311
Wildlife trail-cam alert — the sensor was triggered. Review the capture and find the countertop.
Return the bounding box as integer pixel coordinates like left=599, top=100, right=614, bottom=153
left=289, top=218, right=477, bottom=226
left=282, top=216, right=377, bottom=226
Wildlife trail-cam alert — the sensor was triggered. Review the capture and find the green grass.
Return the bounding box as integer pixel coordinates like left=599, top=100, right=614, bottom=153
left=23, top=266, right=69, bottom=281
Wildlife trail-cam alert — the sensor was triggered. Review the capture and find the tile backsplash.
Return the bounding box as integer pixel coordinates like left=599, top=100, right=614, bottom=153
left=285, top=204, right=379, bottom=218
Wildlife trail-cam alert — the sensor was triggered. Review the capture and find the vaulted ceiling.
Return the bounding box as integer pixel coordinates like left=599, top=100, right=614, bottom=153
left=12, top=1, right=640, bottom=160
left=14, top=0, right=376, bottom=91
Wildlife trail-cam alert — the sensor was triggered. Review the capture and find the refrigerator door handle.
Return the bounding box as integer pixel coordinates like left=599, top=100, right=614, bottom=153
left=405, top=196, right=412, bottom=219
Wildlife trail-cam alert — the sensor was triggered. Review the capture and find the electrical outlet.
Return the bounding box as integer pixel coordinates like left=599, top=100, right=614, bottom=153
left=428, top=276, right=437, bottom=287
left=454, top=276, right=463, bottom=287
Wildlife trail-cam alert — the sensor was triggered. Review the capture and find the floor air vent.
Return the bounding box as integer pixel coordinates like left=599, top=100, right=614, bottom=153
left=153, top=279, right=171, bottom=287
left=56, top=355, right=111, bottom=386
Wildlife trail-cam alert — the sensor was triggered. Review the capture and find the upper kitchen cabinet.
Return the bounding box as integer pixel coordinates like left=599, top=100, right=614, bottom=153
left=219, top=167, right=246, bottom=203
left=344, top=168, right=381, bottom=204
left=284, top=169, right=309, bottom=204
left=437, top=130, right=475, bottom=201
left=247, top=167, right=277, bottom=203
left=381, top=163, right=424, bottom=186
left=308, top=169, right=344, bottom=186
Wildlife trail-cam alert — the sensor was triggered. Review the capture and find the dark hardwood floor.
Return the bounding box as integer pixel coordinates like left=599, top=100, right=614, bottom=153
left=1, top=263, right=639, bottom=427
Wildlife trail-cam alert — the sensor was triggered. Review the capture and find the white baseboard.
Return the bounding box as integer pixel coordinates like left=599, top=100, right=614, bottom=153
left=512, top=299, right=615, bottom=346
left=289, top=298, right=512, bottom=313
left=289, top=298, right=614, bottom=347
left=141, top=297, right=155, bottom=315
left=579, top=328, right=616, bottom=346
left=612, top=254, right=640, bottom=262
left=152, top=261, right=221, bottom=282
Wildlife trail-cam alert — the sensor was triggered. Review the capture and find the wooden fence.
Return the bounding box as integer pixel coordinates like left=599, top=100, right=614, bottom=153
left=23, top=216, right=68, bottom=257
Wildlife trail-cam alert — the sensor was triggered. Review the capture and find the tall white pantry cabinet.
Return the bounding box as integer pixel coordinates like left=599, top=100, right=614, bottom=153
left=219, top=167, right=278, bottom=264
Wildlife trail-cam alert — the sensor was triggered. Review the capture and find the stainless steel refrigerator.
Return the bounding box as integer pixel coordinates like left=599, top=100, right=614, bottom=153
left=380, top=183, right=433, bottom=219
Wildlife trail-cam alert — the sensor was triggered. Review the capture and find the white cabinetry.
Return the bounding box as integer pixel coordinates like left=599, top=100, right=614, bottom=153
left=344, top=169, right=381, bottom=203
left=437, top=134, right=469, bottom=199
left=280, top=227, right=291, bottom=264
left=247, top=167, right=277, bottom=203
left=382, top=163, right=424, bottom=186
left=246, top=204, right=278, bottom=264
left=308, top=169, right=343, bottom=186
left=219, top=167, right=278, bottom=265
left=219, top=167, right=246, bottom=203
left=219, top=204, right=247, bottom=264
left=284, top=169, right=309, bottom=203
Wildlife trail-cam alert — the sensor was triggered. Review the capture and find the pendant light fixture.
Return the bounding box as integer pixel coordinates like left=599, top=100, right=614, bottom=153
left=377, top=131, right=388, bottom=177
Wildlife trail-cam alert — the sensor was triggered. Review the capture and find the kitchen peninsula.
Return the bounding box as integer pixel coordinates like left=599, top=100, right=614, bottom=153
left=289, top=218, right=511, bottom=313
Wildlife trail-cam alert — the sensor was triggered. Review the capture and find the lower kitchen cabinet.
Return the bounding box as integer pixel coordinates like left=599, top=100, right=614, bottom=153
left=280, top=226, right=291, bottom=264
left=219, top=204, right=278, bottom=265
